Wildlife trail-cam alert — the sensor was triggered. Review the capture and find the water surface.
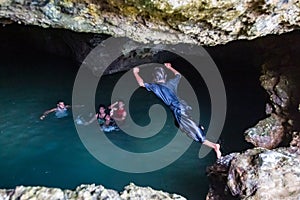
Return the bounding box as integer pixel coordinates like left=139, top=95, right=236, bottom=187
left=0, top=53, right=266, bottom=199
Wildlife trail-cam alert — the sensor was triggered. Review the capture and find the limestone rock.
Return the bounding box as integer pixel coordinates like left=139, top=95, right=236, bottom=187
left=64, top=184, right=120, bottom=200
left=244, top=113, right=285, bottom=149
left=120, top=183, right=186, bottom=200
left=11, top=185, right=65, bottom=200
left=260, top=71, right=291, bottom=115
left=243, top=33, right=300, bottom=149
left=0, top=0, right=300, bottom=46
left=0, top=183, right=186, bottom=200
left=207, top=147, right=300, bottom=200
left=290, top=131, right=300, bottom=154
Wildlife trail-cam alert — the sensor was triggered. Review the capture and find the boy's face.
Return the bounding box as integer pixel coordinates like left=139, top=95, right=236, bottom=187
left=118, top=101, right=124, bottom=108
left=57, top=102, right=65, bottom=109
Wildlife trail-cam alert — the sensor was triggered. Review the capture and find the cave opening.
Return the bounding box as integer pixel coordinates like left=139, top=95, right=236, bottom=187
left=0, top=23, right=278, bottom=199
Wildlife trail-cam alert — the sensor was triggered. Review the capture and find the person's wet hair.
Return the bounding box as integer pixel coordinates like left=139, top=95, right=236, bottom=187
left=153, top=67, right=167, bottom=83
left=117, top=99, right=125, bottom=104
left=98, top=104, right=106, bottom=110
left=57, top=100, right=64, bottom=104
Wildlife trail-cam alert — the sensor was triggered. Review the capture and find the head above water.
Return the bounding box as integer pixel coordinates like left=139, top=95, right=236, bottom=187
left=117, top=100, right=125, bottom=108
left=57, top=100, right=66, bottom=109
left=153, top=67, right=167, bottom=83
left=98, top=104, right=106, bottom=113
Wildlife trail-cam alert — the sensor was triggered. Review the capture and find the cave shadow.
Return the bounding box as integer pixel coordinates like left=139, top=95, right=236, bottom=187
left=0, top=23, right=277, bottom=200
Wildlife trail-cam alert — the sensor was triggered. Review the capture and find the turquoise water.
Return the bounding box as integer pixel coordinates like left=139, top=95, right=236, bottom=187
left=0, top=51, right=266, bottom=200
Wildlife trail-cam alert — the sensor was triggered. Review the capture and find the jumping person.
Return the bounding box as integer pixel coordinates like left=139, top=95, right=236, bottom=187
left=133, top=63, right=221, bottom=159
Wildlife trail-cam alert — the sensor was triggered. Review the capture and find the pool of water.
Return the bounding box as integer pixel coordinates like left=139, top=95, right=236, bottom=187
left=0, top=51, right=266, bottom=199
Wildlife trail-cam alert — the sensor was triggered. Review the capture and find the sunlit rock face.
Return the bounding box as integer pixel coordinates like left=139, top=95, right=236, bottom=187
left=207, top=148, right=300, bottom=200
left=0, top=183, right=186, bottom=200
left=0, top=0, right=300, bottom=45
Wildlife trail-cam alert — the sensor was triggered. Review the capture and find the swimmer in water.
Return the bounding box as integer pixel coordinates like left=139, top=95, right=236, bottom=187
left=40, top=100, right=71, bottom=120
left=133, top=63, right=222, bottom=159
left=109, top=100, right=127, bottom=125
left=84, top=104, right=119, bottom=132
left=84, top=104, right=111, bottom=126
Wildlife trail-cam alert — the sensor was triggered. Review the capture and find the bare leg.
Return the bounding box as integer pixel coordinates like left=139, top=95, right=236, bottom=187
left=203, top=140, right=222, bottom=159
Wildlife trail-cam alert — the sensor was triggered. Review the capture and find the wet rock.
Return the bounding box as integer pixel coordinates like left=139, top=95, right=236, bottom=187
left=238, top=33, right=300, bottom=152
left=265, top=103, right=273, bottom=115
left=244, top=113, right=285, bottom=149
left=206, top=154, right=239, bottom=200
left=260, top=71, right=291, bottom=115
left=207, top=147, right=300, bottom=199
left=290, top=131, right=300, bottom=155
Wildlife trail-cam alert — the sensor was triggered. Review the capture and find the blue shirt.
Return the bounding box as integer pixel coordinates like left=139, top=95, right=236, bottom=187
left=144, top=74, right=182, bottom=111
left=55, top=107, right=68, bottom=118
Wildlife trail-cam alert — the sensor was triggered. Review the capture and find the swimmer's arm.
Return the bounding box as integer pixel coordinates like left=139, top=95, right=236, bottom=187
left=108, top=101, right=118, bottom=109
left=40, top=108, right=56, bottom=120
left=108, top=102, right=118, bottom=118
left=109, top=108, right=116, bottom=117
left=164, top=63, right=180, bottom=76
left=133, top=67, right=145, bottom=87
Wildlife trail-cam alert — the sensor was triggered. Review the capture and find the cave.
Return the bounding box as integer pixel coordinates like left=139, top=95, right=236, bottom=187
left=1, top=0, right=300, bottom=199
left=3, top=23, right=297, bottom=199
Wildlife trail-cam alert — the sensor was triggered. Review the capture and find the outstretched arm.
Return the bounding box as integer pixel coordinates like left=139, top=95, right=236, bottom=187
left=108, top=101, right=118, bottom=109
left=40, top=108, right=57, bottom=120
left=164, top=63, right=180, bottom=76
left=133, top=67, right=145, bottom=87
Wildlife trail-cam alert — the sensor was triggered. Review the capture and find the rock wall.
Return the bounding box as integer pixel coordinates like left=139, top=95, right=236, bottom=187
left=207, top=148, right=300, bottom=200
left=207, top=33, right=300, bottom=200
left=244, top=33, right=300, bottom=149
left=0, top=0, right=300, bottom=46
left=1, top=1, right=300, bottom=199
left=0, top=24, right=299, bottom=199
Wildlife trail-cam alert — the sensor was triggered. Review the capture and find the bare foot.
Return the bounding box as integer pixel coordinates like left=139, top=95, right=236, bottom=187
left=202, top=140, right=222, bottom=159
left=214, top=144, right=222, bottom=159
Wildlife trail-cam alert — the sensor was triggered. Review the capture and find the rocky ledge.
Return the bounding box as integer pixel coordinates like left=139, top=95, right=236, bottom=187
left=205, top=32, right=300, bottom=199
left=0, top=183, right=186, bottom=200
left=1, top=1, right=300, bottom=199
left=207, top=147, right=300, bottom=199
left=0, top=0, right=300, bottom=46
